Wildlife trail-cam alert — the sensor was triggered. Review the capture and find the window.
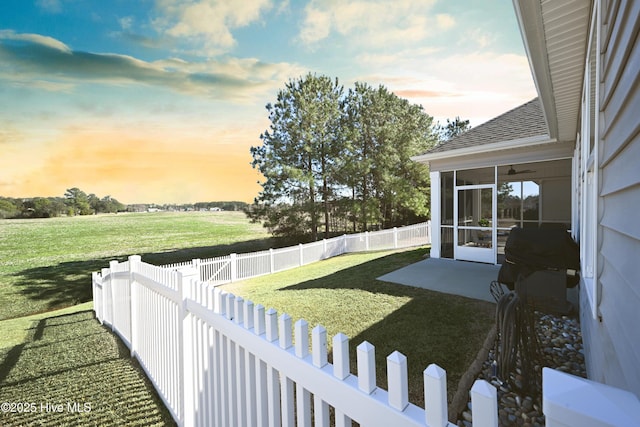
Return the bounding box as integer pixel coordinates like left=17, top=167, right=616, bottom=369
left=497, top=181, right=540, bottom=229
left=580, top=3, right=600, bottom=319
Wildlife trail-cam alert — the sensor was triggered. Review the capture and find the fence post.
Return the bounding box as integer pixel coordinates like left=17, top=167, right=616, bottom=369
left=543, top=367, right=640, bottom=427
left=109, top=260, right=118, bottom=331
left=230, top=253, right=237, bottom=282
left=269, top=248, right=274, bottom=273
left=393, top=227, right=398, bottom=249
left=101, top=267, right=110, bottom=326
left=191, top=258, right=201, bottom=281
left=178, top=266, right=199, bottom=427
left=299, top=244, right=304, bottom=266
left=128, top=255, right=142, bottom=358
left=365, top=231, right=370, bottom=251
left=92, top=272, right=101, bottom=323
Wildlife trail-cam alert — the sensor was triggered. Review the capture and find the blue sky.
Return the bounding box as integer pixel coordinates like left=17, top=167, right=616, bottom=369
left=0, top=0, right=537, bottom=203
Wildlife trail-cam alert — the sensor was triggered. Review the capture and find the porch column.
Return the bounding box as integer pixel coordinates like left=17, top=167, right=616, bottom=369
left=430, top=171, right=441, bottom=258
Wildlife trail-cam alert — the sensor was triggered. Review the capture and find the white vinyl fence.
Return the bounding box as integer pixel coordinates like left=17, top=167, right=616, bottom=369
left=93, top=221, right=640, bottom=426
left=93, top=255, right=500, bottom=427
left=162, top=222, right=431, bottom=285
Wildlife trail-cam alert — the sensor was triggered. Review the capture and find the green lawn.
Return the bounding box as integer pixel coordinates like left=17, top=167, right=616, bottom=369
left=0, top=211, right=273, bottom=320
left=0, top=303, right=176, bottom=426
left=221, top=248, right=496, bottom=406
left=0, top=212, right=495, bottom=422
left=0, top=211, right=274, bottom=426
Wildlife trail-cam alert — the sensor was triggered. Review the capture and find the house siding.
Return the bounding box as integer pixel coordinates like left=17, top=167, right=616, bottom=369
left=580, top=0, right=640, bottom=398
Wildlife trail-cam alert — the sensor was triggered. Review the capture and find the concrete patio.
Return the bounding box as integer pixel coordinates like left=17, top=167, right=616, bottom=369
left=378, top=257, right=502, bottom=303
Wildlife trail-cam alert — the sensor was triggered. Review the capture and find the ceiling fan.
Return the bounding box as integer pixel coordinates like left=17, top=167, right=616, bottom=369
left=507, top=165, right=536, bottom=175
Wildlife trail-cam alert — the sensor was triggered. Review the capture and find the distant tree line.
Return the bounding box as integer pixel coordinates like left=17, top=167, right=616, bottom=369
left=127, top=201, right=249, bottom=212
left=0, top=188, right=126, bottom=219
left=193, top=201, right=247, bottom=211
left=247, top=73, right=470, bottom=240
left=0, top=190, right=251, bottom=219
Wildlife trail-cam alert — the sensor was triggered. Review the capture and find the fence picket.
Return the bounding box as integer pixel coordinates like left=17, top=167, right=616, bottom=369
left=265, top=309, right=278, bottom=343
left=294, top=319, right=309, bottom=359
left=212, top=328, right=223, bottom=427
left=296, top=384, right=312, bottom=427
left=471, top=380, right=499, bottom=427
left=333, top=333, right=349, bottom=380
left=267, top=363, right=281, bottom=427
left=314, top=394, right=330, bottom=427
left=335, top=410, right=351, bottom=427
left=281, top=375, right=295, bottom=427
left=279, top=314, right=292, bottom=350
left=357, top=341, right=376, bottom=394
left=226, top=293, right=234, bottom=322
left=256, top=358, right=269, bottom=427
left=235, top=338, right=247, bottom=427
left=424, top=363, right=448, bottom=427
left=243, top=300, right=254, bottom=330
left=235, top=297, right=244, bottom=326
left=312, top=325, right=327, bottom=368
left=387, top=351, right=409, bottom=411
left=245, top=348, right=257, bottom=427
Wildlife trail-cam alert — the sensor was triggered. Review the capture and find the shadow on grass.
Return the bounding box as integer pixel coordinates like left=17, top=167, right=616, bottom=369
left=9, top=236, right=292, bottom=318
left=0, top=310, right=176, bottom=426
left=273, top=251, right=496, bottom=409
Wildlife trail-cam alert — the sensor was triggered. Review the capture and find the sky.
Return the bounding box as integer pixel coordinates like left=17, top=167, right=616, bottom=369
left=0, top=0, right=537, bottom=204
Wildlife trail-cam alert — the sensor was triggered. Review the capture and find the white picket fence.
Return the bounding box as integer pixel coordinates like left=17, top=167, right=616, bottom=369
left=92, top=220, right=640, bottom=427
left=93, top=255, right=500, bottom=427
left=161, top=222, right=431, bottom=285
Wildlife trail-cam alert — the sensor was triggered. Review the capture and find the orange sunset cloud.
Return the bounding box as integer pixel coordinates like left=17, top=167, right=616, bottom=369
left=4, top=127, right=264, bottom=204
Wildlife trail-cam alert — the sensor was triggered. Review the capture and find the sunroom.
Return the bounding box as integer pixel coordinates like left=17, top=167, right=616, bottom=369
left=413, top=98, right=575, bottom=264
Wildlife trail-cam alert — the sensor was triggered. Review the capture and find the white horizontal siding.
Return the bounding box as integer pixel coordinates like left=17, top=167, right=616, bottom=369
left=600, top=0, right=640, bottom=163
left=600, top=132, right=640, bottom=195
left=582, top=0, right=640, bottom=399
left=600, top=186, right=640, bottom=239
left=598, top=235, right=640, bottom=390
left=601, top=0, right=640, bottom=109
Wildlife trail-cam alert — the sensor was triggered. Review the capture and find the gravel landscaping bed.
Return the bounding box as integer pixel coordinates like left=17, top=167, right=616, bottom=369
left=456, top=311, right=586, bottom=427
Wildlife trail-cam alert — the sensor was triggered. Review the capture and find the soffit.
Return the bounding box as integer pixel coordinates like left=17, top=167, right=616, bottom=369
left=514, top=0, right=592, bottom=142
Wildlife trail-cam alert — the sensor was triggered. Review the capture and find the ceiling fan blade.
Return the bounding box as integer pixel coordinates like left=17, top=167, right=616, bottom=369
left=505, top=166, right=536, bottom=175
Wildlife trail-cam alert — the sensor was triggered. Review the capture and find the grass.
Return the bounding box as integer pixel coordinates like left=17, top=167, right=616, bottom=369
left=0, top=210, right=274, bottom=426
left=0, top=211, right=494, bottom=422
left=0, top=304, right=176, bottom=426
left=221, top=247, right=496, bottom=406
left=0, top=211, right=275, bottom=320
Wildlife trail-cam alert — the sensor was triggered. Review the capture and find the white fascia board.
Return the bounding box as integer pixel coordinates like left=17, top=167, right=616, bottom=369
left=512, top=0, right=558, bottom=140
left=411, top=134, right=555, bottom=164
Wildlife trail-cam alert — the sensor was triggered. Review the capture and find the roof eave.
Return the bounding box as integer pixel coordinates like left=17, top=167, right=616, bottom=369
left=512, top=0, right=559, bottom=140
left=411, top=134, right=555, bottom=163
